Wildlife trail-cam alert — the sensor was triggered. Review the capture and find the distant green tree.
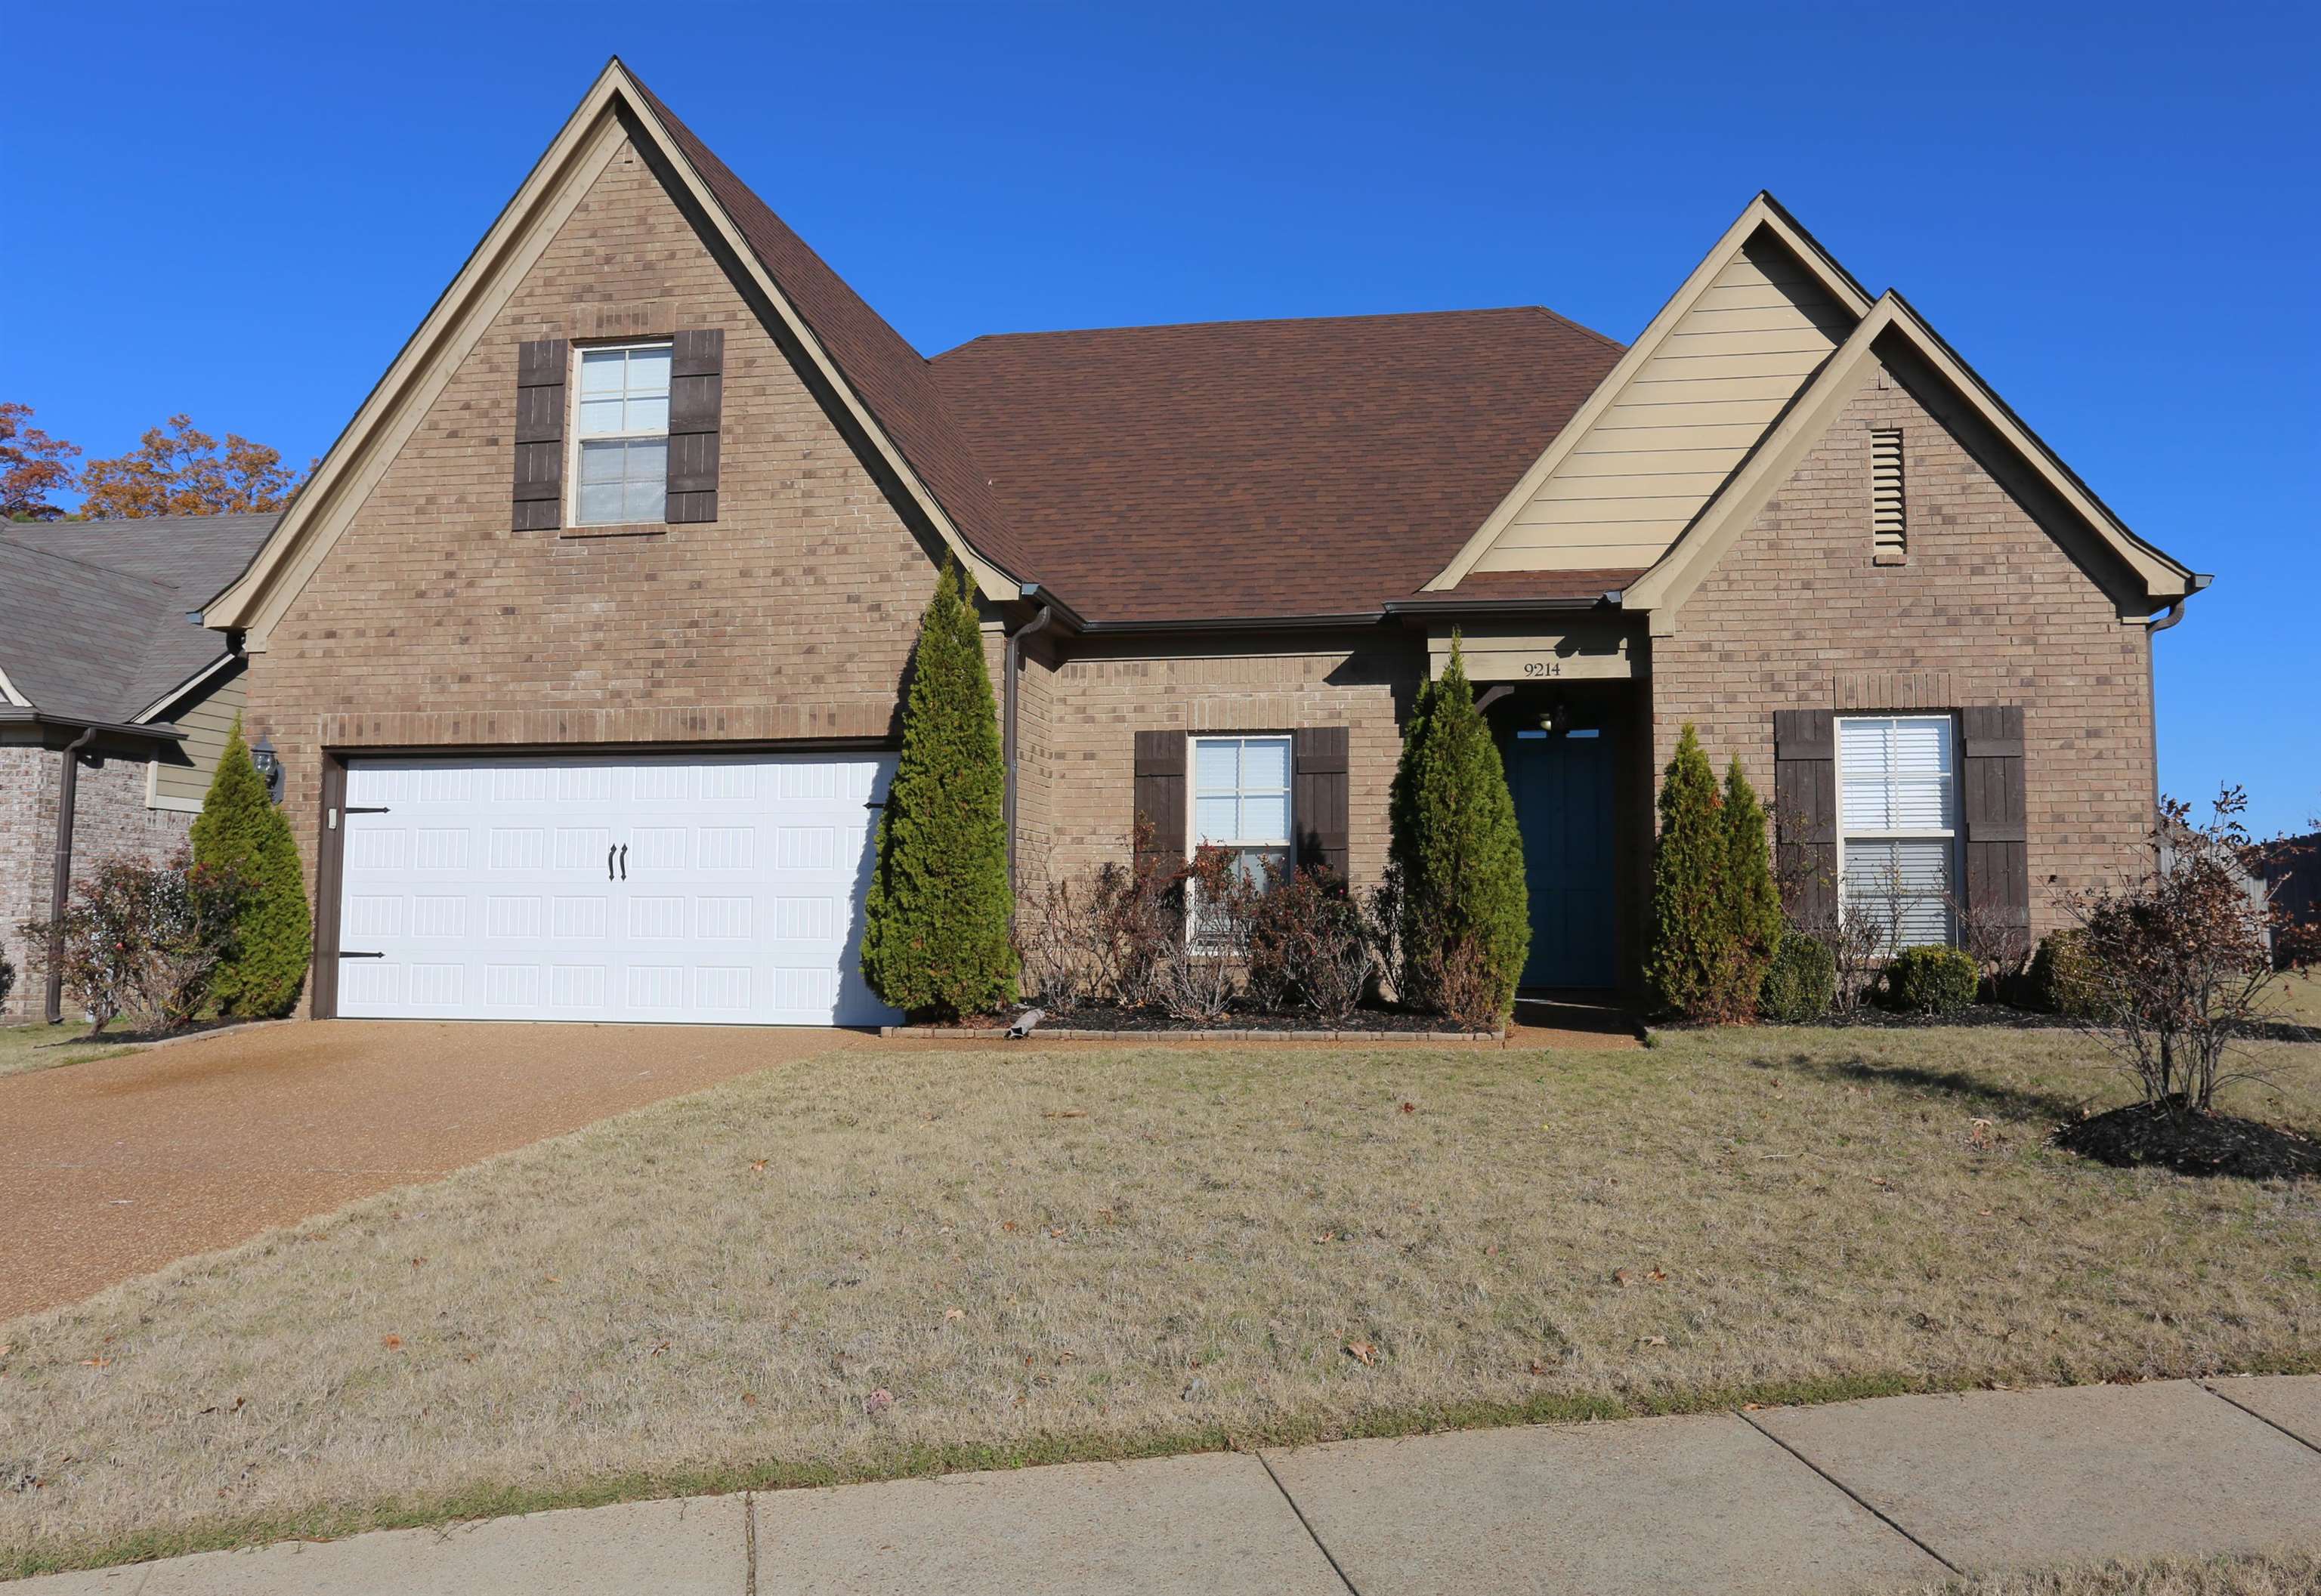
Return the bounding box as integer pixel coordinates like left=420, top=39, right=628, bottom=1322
left=1722, top=755, right=1783, bottom=1007
left=860, top=560, right=1018, bottom=1018
left=1386, top=636, right=1529, bottom=1025
left=190, top=716, right=311, bottom=1017
left=1646, top=724, right=1732, bottom=1018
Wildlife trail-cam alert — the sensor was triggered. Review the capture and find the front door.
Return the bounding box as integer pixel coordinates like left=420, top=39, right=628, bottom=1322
left=1509, top=727, right=1619, bottom=989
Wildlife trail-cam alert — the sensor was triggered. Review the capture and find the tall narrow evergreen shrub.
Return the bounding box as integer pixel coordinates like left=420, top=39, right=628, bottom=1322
left=1386, top=637, right=1529, bottom=1023
left=190, top=715, right=311, bottom=1017
left=1646, top=724, right=1730, bottom=1017
left=861, top=560, right=1018, bottom=1018
left=1722, top=755, right=1783, bottom=999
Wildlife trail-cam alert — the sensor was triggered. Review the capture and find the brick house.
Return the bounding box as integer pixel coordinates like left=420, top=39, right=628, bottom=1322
left=190, top=61, right=2202, bottom=1025
left=1, top=514, right=279, bottom=1020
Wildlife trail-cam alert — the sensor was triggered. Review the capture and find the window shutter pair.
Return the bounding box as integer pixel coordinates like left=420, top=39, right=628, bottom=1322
left=508, top=331, right=724, bottom=529
left=1772, top=705, right=2030, bottom=950
left=1130, top=727, right=1350, bottom=881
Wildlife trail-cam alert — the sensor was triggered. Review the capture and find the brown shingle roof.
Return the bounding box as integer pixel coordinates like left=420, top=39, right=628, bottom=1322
left=931, top=311, right=1623, bottom=621
left=629, top=72, right=1626, bottom=623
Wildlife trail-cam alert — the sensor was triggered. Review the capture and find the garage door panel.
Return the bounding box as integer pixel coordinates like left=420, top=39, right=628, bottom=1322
left=337, top=752, right=898, bottom=1026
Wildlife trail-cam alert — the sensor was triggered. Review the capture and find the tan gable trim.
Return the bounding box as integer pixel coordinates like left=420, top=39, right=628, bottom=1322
left=206, top=60, right=1014, bottom=648
left=1423, top=192, right=1873, bottom=592
left=1619, top=294, right=2198, bottom=633
left=0, top=663, right=28, bottom=708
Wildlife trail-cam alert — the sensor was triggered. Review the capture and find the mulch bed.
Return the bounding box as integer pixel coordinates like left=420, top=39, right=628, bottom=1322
left=1029, top=1003, right=1476, bottom=1036
left=2052, top=1097, right=2321, bottom=1181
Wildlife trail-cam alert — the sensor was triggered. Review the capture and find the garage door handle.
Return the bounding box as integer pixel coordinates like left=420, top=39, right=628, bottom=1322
left=339, top=950, right=385, bottom=959
left=619, top=844, right=627, bottom=880
left=607, top=844, right=617, bottom=881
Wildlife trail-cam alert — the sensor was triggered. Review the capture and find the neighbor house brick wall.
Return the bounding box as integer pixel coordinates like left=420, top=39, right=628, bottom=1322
left=1026, top=637, right=1424, bottom=889
left=0, top=749, right=191, bottom=1020
left=246, top=137, right=954, bottom=981
left=1650, top=363, right=2156, bottom=938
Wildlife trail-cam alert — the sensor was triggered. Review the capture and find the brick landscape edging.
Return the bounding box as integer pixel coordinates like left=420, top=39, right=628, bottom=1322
left=880, top=1024, right=1505, bottom=1042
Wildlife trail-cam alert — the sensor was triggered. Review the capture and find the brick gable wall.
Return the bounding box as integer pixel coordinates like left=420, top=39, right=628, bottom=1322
left=1649, top=363, right=2158, bottom=938
left=246, top=138, right=949, bottom=960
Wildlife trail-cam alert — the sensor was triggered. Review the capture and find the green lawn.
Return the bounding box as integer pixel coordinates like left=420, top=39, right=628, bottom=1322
left=0, top=1020, right=140, bottom=1078
left=3, top=1025, right=2315, bottom=1578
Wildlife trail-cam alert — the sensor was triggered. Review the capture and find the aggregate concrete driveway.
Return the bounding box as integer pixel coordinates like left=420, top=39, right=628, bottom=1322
left=0, top=1020, right=869, bottom=1322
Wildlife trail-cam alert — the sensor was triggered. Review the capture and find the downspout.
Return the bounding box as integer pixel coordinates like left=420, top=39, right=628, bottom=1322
left=45, top=727, right=98, bottom=1024
left=1002, top=588, right=1057, bottom=889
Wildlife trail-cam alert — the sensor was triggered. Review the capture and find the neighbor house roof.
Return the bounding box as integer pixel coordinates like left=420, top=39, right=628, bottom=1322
left=0, top=513, right=277, bottom=727
left=930, top=310, right=1626, bottom=622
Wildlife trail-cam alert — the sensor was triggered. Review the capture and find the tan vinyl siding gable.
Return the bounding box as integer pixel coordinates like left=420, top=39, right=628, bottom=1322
left=1472, top=237, right=1856, bottom=576
left=148, top=663, right=246, bottom=811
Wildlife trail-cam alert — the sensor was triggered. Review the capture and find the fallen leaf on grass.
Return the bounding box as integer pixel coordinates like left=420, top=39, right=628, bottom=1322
left=1042, top=1110, right=1087, bottom=1119
left=1528, top=1359, right=1549, bottom=1375
left=1049, top=1227, right=1068, bottom=1239
left=1636, top=1335, right=1668, bottom=1347
left=740, top=1393, right=758, bottom=1406
left=749, top=1160, right=768, bottom=1175
left=380, top=1337, right=401, bottom=1351
left=863, top=1388, right=894, bottom=1415
left=79, top=1357, right=111, bottom=1369
left=1398, top=1101, right=1417, bottom=1114
left=943, top=1308, right=965, bottom=1323
left=1000, top=1221, right=1018, bottom=1232
left=1612, top=1269, right=1633, bottom=1286
left=1646, top=1267, right=1668, bottom=1282
left=649, top=1340, right=671, bottom=1357
left=1345, top=1341, right=1377, bottom=1366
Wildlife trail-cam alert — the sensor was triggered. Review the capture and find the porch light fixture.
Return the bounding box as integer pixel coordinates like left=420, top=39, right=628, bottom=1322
left=250, top=733, right=284, bottom=803
left=1539, top=702, right=1572, bottom=736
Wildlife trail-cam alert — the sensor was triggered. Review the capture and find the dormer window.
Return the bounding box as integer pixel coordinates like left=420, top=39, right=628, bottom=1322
left=572, top=341, right=671, bottom=526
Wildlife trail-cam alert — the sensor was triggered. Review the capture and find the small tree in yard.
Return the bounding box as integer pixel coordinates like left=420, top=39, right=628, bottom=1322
left=1722, top=757, right=1782, bottom=1008
left=1386, top=637, right=1528, bottom=1026
left=191, top=716, right=311, bottom=1017
left=1647, top=725, right=1732, bottom=1017
left=861, top=560, right=1018, bottom=1018
left=2063, top=788, right=2286, bottom=1116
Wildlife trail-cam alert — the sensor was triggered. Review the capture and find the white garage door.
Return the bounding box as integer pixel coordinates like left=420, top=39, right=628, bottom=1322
left=335, top=752, right=899, bottom=1026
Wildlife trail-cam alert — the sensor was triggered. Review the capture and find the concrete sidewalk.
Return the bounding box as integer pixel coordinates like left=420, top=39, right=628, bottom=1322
left=26, top=1377, right=2321, bottom=1594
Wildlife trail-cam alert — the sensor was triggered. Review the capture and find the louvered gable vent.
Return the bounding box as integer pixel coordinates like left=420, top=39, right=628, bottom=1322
left=1871, top=428, right=1906, bottom=561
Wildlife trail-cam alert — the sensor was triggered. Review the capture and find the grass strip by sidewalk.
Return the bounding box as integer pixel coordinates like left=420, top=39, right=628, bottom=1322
left=1902, top=1549, right=2321, bottom=1594
left=5, top=1028, right=2316, bottom=1579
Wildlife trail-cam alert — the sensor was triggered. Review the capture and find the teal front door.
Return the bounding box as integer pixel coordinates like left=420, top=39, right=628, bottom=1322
left=1509, top=727, right=1618, bottom=989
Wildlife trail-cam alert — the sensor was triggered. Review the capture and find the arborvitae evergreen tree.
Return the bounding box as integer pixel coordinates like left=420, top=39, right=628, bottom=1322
left=860, top=560, right=1018, bottom=1017
left=1646, top=724, right=1730, bottom=1017
left=190, top=715, right=311, bottom=1017
left=1722, top=755, right=1783, bottom=1009
left=1386, top=636, right=1529, bottom=1023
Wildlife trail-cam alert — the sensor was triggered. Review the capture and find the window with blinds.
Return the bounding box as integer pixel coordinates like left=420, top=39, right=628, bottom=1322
left=1837, top=715, right=1955, bottom=948
left=1871, top=428, right=1905, bottom=560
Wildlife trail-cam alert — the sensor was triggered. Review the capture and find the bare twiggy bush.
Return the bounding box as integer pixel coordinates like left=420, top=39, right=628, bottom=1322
left=1247, top=863, right=1377, bottom=1024
left=2062, top=789, right=2287, bottom=1115
left=1156, top=845, right=1258, bottom=1022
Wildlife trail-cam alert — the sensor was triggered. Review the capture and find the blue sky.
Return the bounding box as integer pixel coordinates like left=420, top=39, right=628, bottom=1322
left=7, top=2, right=2316, bottom=833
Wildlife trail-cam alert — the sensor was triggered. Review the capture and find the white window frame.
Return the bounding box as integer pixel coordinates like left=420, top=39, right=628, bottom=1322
left=1834, top=714, right=1959, bottom=950
left=567, top=339, right=673, bottom=527
left=1185, top=733, right=1294, bottom=945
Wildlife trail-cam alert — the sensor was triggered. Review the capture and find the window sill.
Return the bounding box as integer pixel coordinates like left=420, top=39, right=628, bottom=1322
left=1871, top=550, right=1908, bottom=566
left=560, top=522, right=669, bottom=540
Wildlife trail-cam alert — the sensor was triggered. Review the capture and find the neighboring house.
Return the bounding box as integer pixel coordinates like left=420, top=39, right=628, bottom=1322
left=196, top=60, right=2204, bottom=1027
left=0, top=514, right=280, bottom=1020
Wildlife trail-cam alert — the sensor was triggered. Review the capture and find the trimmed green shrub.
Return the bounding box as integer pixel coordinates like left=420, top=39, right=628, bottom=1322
left=2024, top=929, right=2107, bottom=1017
left=1646, top=724, right=1733, bottom=1017
left=1758, top=929, right=1836, bottom=1023
left=1722, top=756, right=1782, bottom=993
left=1881, top=944, right=1979, bottom=1016
left=861, top=560, right=1018, bottom=1018
left=190, top=716, right=311, bottom=1018
left=1386, top=636, right=1528, bottom=1025
left=0, top=939, right=13, bottom=1008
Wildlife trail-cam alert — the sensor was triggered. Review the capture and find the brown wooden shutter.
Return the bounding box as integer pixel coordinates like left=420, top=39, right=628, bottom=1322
left=666, top=329, right=724, bottom=524
left=1132, top=731, right=1185, bottom=875
left=512, top=338, right=567, bottom=532
left=1961, top=705, right=2031, bottom=961
left=1772, top=708, right=1837, bottom=931
left=1293, top=727, right=1351, bottom=881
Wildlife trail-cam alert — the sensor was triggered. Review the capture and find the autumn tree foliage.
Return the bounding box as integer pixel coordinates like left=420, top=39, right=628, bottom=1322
left=0, top=402, right=82, bottom=520
left=77, top=415, right=311, bottom=519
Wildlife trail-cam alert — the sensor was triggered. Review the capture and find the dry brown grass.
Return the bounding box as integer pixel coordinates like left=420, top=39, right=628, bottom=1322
left=1899, top=1550, right=2321, bottom=1594
left=0, top=1021, right=136, bottom=1078
left=4, top=1026, right=2316, bottom=1576
left=2268, top=969, right=2321, bottom=1030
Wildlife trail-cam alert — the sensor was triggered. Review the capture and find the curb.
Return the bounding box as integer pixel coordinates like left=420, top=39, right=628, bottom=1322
left=880, top=1024, right=1505, bottom=1042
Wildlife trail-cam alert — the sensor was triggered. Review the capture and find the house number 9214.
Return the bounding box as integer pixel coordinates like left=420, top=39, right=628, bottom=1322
left=1522, top=660, right=1562, bottom=677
